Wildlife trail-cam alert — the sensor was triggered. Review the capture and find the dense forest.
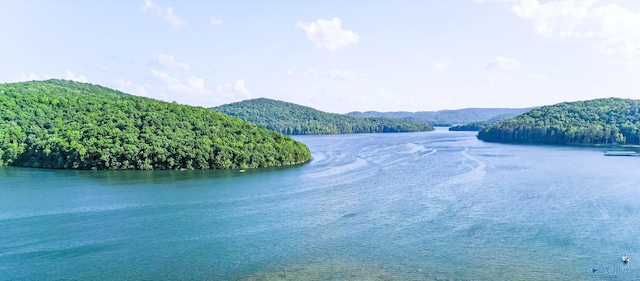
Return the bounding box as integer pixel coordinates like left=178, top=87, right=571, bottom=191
left=448, top=121, right=490, bottom=131
left=346, top=108, right=533, bottom=126
left=0, top=79, right=311, bottom=170
left=449, top=113, right=530, bottom=131
left=477, top=98, right=640, bottom=145
left=212, top=98, right=433, bottom=135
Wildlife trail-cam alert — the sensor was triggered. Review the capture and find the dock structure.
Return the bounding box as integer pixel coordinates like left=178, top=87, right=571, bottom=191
left=604, top=150, right=638, bottom=156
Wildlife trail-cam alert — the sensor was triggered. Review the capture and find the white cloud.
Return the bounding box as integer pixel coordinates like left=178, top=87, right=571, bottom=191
left=15, top=72, right=42, bottom=82
left=511, top=0, right=602, bottom=38
left=148, top=69, right=254, bottom=106
left=142, top=0, right=185, bottom=28
left=164, top=7, right=185, bottom=28
left=233, top=79, right=250, bottom=95
left=493, top=0, right=640, bottom=64
left=143, top=0, right=153, bottom=10
left=185, top=77, right=205, bottom=92
left=9, top=72, right=52, bottom=82
left=296, top=17, right=359, bottom=51
left=65, top=70, right=88, bottom=82
left=215, top=80, right=253, bottom=101
left=151, top=69, right=181, bottom=89
left=210, top=17, right=222, bottom=26
left=328, top=69, right=367, bottom=82
left=158, top=54, right=191, bottom=71
left=112, top=78, right=148, bottom=96
left=433, top=60, right=451, bottom=71
left=151, top=69, right=204, bottom=94
left=485, top=56, right=520, bottom=70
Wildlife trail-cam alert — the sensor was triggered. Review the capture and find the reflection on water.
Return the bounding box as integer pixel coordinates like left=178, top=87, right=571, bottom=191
left=0, top=161, right=308, bottom=186
left=2, top=131, right=640, bottom=280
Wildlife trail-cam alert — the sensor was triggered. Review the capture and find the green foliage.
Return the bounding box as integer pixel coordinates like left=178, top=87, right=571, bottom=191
left=449, top=122, right=490, bottom=131
left=0, top=79, right=311, bottom=170
left=449, top=113, right=532, bottom=131
left=477, top=98, right=640, bottom=145
left=346, top=108, right=534, bottom=126
left=212, top=98, right=433, bottom=135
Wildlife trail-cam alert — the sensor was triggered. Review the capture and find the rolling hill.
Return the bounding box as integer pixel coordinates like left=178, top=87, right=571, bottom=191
left=477, top=98, right=640, bottom=145
left=211, top=98, right=434, bottom=135
left=0, top=79, right=311, bottom=170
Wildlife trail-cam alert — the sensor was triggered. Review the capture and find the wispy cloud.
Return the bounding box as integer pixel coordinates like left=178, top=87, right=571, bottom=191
left=65, top=70, right=88, bottom=82
left=296, top=17, right=359, bottom=51
left=485, top=56, right=519, bottom=70
left=163, top=7, right=184, bottom=28
left=233, top=79, right=250, bottom=95
left=151, top=70, right=204, bottom=94
left=328, top=69, right=367, bottom=82
left=216, top=79, right=253, bottom=101
left=158, top=54, right=191, bottom=71
left=14, top=72, right=43, bottom=82
left=112, top=78, right=148, bottom=96
left=433, top=60, right=451, bottom=71
left=7, top=72, right=56, bottom=83
left=142, top=0, right=186, bottom=28
left=210, top=17, right=222, bottom=26
left=479, top=0, right=640, bottom=65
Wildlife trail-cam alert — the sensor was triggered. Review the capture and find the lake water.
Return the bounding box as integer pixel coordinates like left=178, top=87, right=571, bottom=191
left=1, top=129, right=640, bottom=280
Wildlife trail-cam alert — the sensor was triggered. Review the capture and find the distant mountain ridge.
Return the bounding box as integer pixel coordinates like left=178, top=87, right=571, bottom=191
left=346, top=108, right=534, bottom=127
left=211, top=98, right=433, bottom=135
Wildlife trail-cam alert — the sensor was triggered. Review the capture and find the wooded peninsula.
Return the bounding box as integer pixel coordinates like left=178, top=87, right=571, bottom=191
left=212, top=98, right=433, bottom=135
left=477, top=98, right=640, bottom=145
left=0, top=80, right=311, bottom=170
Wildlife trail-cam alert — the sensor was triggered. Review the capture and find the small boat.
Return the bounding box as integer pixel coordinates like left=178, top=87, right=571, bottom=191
left=622, top=254, right=629, bottom=263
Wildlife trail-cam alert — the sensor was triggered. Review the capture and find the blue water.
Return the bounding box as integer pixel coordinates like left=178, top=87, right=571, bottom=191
left=1, top=129, right=640, bottom=280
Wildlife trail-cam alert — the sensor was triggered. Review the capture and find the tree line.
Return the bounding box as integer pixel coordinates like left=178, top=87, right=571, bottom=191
left=346, top=108, right=533, bottom=127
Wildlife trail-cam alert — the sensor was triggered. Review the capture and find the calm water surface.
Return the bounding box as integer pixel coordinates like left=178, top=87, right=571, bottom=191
left=1, top=129, right=640, bottom=280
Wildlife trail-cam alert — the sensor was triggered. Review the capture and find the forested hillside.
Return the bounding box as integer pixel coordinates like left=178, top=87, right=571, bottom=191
left=346, top=108, right=533, bottom=126
left=0, top=79, right=311, bottom=170
left=449, top=113, right=529, bottom=131
left=448, top=121, right=490, bottom=132
left=212, top=98, right=433, bottom=135
left=477, top=98, right=640, bottom=145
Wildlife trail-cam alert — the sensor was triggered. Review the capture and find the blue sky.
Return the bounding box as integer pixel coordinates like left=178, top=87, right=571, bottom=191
left=2, top=0, right=640, bottom=113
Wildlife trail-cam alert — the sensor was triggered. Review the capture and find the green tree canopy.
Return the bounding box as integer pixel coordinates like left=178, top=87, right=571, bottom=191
left=0, top=79, right=311, bottom=170
left=212, top=98, right=433, bottom=135
left=477, top=98, right=640, bottom=145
